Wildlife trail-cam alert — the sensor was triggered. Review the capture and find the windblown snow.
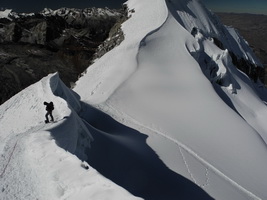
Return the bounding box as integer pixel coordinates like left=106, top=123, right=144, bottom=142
left=1, top=0, right=267, bottom=199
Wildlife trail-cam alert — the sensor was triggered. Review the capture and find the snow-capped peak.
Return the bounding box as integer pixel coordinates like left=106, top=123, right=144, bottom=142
left=1, top=0, right=267, bottom=199
left=0, top=7, right=122, bottom=22
left=40, top=7, right=122, bottom=18
left=74, top=0, right=267, bottom=199
left=0, top=9, right=13, bottom=19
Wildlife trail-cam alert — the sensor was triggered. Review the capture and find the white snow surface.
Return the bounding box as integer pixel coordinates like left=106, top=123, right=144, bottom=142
left=0, top=9, right=12, bottom=19
left=1, top=0, right=267, bottom=199
left=74, top=0, right=267, bottom=199
left=0, top=73, right=142, bottom=200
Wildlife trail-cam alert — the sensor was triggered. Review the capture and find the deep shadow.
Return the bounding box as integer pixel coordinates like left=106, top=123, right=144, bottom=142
left=80, top=103, right=213, bottom=200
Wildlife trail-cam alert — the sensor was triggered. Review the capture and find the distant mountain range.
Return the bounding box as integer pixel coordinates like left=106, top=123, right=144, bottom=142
left=0, top=7, right=126, bottom=104
left=1, top=1, right=267, bottom=199
left=0, top=9, right=266, bottom=106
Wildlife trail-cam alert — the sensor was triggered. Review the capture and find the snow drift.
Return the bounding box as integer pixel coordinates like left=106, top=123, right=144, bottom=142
left=1, top=0, right=267, bottom=199
left=74, top=0, right=267, bottom=199
left=0, top=73, right=141, bottom=199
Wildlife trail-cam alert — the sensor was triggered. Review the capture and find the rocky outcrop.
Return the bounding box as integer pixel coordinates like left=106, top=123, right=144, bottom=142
left=209, top=33, right=264, bottom=84
left=229, top=51, right=265, bottom=83
left=0, top=7, right=126, bottom=104
left=93, top=6, right=129, bottom=59
left=216, top=13, right=267, bottom=85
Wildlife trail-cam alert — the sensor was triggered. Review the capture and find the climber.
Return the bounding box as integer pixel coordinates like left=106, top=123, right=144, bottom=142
left=44, top=101, right=54, bottom=123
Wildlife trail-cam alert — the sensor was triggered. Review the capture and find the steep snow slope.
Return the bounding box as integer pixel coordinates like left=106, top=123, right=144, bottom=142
left=75, top=0, right=267, bottom=199
left=75, top=0, right=168, bottom=104
left=0, top=73, right=142, bottom=200
left=1, top=0, right=267, bottom=199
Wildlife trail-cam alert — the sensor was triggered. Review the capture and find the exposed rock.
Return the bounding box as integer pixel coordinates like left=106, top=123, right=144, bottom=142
left=216, top=12, right=267, bottom=85
left=93, top=5, right=128, bottom=60
left=229, top=51, right=265, bottom=83
left=0, top=7, right=126, bottom=104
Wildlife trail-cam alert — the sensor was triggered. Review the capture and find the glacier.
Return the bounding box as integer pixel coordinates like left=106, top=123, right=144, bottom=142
left=1, top=0, right=267, bottom=199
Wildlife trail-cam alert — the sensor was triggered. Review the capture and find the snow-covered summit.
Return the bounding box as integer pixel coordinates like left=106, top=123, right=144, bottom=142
left=39, top=7, right=122, bottom=26
left=1, top=0, right=267, bottom=199
left=74, top=0, right=267, bottom=199
left=41, top=7, right=121, bottom=18
left=0, top=9, right=13, bottom=19
left=0, top=7, right=122, bottom=20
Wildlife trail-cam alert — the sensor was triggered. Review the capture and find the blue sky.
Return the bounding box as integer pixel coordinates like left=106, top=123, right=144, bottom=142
left=1, top=0, right=267, bottom=15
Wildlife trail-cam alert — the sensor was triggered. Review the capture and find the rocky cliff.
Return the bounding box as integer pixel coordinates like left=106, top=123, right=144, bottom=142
left=216, top=13, right=267, bottom=84
left=0, top=7, right=127, bottom=104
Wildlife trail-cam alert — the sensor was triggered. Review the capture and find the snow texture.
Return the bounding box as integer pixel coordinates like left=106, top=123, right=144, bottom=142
left=0, top=73, right=141, bottom=200
left=1, top=0, right=267, bottom=199
left=0, top=9, right=12, bottom=19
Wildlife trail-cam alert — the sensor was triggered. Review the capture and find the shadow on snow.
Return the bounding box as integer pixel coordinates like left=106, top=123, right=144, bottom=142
left=80, top=103, right=213, bottom=200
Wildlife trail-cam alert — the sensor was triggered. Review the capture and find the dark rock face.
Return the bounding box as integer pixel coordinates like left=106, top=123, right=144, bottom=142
left=216, top=12, right=267, bottom=85
left=229, top=51, right=265, bottom=83
left=0, top=7, right=127, bottom=104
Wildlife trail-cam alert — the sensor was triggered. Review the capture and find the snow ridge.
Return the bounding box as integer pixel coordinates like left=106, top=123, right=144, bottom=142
left=0, top=73, right=142, bottom=200
left=76, top=0, right=267, bottom=199
left=2, top=0, right=267, bottom=199
left=74, top=0, right=168, bottom=104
